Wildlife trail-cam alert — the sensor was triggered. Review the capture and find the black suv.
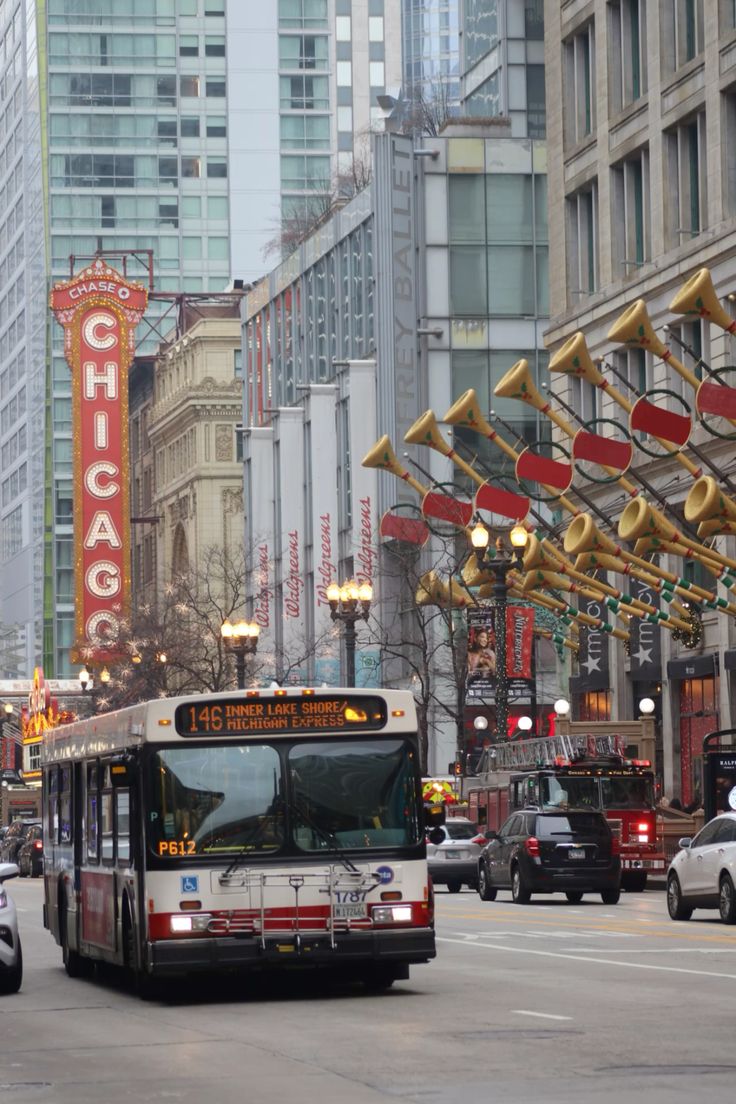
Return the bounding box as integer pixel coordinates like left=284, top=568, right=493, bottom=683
left=0, top=819, right=42, bottom=866
left=477, top=809, right=621, bottom=905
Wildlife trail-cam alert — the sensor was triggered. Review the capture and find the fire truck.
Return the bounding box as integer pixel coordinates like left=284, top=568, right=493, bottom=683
left=464, top=733, right=665, bottom=891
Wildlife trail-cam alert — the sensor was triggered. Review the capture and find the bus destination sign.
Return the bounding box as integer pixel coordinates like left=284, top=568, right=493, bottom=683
left=174, top=695, right=388, bottom=737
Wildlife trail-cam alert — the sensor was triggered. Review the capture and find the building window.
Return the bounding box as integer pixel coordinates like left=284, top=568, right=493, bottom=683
left=611, top=147, right=650, bottom=275
left=721, top=0, right=736, bottom=31
left=207, top=158, right=227, bottom=177
left=723, top=88, right=736, bottom=215
left=181, top=156, right=201, bottom=177
left=205, top=79, right=226, bottom=97
left=567, top=182, right=598, bottom=299
left=180, top=116, right=200, bottom=137
left=613, top=347, right=648, bottom=396
left=205, top=36, right=226, bottom=56
left=279, top=0, right=328, bottom=29
left=179, top=35, right=198, bottom=56
left=609, top=0, right=646, bottom=111
left=206, top=116, right=227, bottom=137
left=279, top=34, right=328, bottom=70
left=564, top=22, right=596, bottom=145
left=280, top=153, right=330, bottom=190
left=664, top=113, right=706, bottom=248
left=525, top=0, right=544, bottom=40
left=336, top=61, right=352, bottom=86
left=576, top=691, right=612, bottom=722
left=280, top=113, right=330, bottom=148
left=671, top=0, right=704, bottom=69
left=280, top=74, right=329, bottom=109
left=464, top=0, right=499, bottom=69
left=526, top=65, right=546, bottom=138
left=180, top=75, right=200, bottom=97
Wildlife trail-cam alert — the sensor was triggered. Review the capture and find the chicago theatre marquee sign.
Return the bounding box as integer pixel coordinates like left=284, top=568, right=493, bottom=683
left=50, top=260, right=148, bottom=658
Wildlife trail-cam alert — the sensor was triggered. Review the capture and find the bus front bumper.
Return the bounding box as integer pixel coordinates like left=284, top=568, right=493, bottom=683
left=146, top=927, right=436, bottom=976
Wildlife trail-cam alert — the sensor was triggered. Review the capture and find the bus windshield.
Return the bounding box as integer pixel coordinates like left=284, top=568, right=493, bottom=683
left=289, top=738, right=421, bottom=851
left=147, top=737, right=421, bottom=858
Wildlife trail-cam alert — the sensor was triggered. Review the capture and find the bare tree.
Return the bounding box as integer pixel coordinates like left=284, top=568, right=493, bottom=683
left=402, top=78, right=455, bottom=137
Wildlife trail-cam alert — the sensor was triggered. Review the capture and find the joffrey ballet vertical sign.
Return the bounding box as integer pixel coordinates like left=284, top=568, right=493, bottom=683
left=50, top=260, right=148, bottom=657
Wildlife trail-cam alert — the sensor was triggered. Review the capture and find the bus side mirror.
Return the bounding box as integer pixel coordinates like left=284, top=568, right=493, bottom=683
left=110, top=755, right=136, bottom=788
left=423, top=802, right=446, bottom=829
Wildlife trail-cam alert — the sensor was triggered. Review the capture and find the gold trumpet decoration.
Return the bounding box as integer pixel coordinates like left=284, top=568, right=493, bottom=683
left=549, top=330, right=702, bottom=479
left=362, top=434, right=433, bottom=499
left=669, top=267, right=736, bottom=335
left=620, top=497, right=736, bottom=576
left=476, top=573, right=627, bottom=643
left=415, top=570, right=473, bottom=609
left=685, top=475, right=736, bottom=539
left=519, top=536, right=690, bottom=632
left=564, top=512, right=735, bottom=613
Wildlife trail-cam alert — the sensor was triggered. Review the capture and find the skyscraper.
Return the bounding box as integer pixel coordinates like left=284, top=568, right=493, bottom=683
left=228, top=1, right=403, bottom=282
left=1, top=0, right=235, bottom=678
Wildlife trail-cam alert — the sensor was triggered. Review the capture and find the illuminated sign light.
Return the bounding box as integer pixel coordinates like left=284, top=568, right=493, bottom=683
left=174, top=696, right=389, bottom=737
left=50, top=261, right=148, bottom=659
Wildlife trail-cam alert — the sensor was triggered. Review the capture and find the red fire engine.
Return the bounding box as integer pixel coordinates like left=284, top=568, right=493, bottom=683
left=465, top=733, right=665, bottom=891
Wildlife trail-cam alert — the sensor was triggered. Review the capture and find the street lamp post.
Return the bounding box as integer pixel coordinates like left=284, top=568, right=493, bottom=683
left=326, top=580, right=373, bottom=688
left=220, top=619, right=260, bottom=689
left=470, top=520, right=529, bottom=742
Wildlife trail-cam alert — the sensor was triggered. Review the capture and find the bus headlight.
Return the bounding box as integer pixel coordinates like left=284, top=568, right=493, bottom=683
left=170, top=914, right=211, bottom=933
left=371, top=904, right=413, bottom=924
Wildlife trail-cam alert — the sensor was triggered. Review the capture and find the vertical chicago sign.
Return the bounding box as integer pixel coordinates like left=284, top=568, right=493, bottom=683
left=50, top=260, right=148, bottom=658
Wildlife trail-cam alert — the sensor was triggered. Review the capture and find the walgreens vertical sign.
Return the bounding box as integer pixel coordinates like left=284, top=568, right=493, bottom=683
left=50, top=260, right=147, bottom=658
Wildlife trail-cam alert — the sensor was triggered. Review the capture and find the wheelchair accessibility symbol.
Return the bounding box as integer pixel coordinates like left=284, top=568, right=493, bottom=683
left=181, top=875, right=199, bottom=894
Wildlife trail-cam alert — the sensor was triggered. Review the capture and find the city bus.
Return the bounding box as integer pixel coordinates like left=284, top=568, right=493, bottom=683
left=41, top=687, right=437, bottom=995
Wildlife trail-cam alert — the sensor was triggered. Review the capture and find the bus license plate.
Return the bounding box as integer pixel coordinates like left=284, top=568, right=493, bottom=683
left=334, top=904, right=367, bottom=919
left=568, top=848, right=585, bottom=860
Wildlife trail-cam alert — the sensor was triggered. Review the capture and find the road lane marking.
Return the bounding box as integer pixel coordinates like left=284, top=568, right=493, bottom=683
left=437, top=936, right=736, bottom=979
left=513, top=1010, right=572, bottom=1021
left=441, top=911, right=736, bottom=942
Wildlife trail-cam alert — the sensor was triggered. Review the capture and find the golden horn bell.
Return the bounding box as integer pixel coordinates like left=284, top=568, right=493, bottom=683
left=697, top=518, right=736, bottom=539
left=520, top=535, right=562, bottom=574
left=443, top=388, right=495, bottom=438
left=548, top=332, right=605, bottom=387
left=684, top=475, right=736, bottom=526
left=493, top=359, right=546, bottom=412
left=669, top=267, right=736, bottom=333
left=564, top=513, right=620, bottom=558
left=362, top=434, right=410, bottom=478
left=404, top=410, right=451, bottom=453
left=607, top=300, right=668, bottom=360
left=619, top=497, right=673, bottom=543
left=462, top=556, right=493, bottom=588
left=415, top=570, right=472, bottom=609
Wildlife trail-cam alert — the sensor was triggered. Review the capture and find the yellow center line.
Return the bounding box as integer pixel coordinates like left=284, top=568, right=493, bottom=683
left=441, top=909, right=736, bottom=943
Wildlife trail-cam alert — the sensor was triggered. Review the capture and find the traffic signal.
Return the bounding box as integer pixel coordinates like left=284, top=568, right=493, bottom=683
left=453, top=760, right=463, bottom=776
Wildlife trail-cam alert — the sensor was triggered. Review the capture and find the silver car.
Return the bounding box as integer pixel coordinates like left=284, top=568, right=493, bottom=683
left=427, top=817, right=487, bottom=893
left=0, top=862, right=22, bottom=994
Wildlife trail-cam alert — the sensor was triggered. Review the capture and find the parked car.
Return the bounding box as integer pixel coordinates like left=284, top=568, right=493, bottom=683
left=426, top=817, right=489, bottom=892
left=0, top=819, right=41, bottom=866
left=17, top=824, right=43, bottom=878
left=0, top=862, right=22, bottom=993
left=477, top=808, right=622, bottom=904
left=667, top=812, right=736, bottom=923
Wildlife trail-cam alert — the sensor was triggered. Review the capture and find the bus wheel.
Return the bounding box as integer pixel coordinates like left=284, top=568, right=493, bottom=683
left=123, top=906, right=158, bottom=1000
left=60, top=907, right=92, bottom=979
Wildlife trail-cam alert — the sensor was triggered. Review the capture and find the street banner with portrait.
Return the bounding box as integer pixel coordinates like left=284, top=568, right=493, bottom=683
left=466, top=605, right=535, bottom=703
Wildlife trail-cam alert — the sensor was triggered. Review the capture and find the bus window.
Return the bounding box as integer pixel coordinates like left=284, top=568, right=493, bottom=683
left=86, top=764, right=99, bottom=862
left=47, top=767, right=59, bottom=845
left=60, top=767, right=72, bottom=843
left=101, top=790, right=114, bottom=862
left=115, top=790, right=130, bottom=864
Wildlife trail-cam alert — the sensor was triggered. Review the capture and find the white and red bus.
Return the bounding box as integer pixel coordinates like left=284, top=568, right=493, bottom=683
left=42, top=688, right=437, bottom=995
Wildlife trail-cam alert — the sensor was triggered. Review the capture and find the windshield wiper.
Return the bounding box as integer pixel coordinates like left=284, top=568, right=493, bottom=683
left=287, top=794, right=360, bottom=874
left=222, top=769, right=283, bottom=878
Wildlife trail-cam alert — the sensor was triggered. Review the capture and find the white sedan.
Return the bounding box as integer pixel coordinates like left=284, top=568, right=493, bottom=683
left=0, top=862, right=22, bottom=993
left=667, top=812, right=736, bottom=923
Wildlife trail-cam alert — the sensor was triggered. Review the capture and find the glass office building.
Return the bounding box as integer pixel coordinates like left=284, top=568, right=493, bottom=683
left=1, top=0, right=233, bottom=678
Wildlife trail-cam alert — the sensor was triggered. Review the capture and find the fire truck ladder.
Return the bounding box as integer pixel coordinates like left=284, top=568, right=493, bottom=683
left=477, top=732, right=625, bottom=773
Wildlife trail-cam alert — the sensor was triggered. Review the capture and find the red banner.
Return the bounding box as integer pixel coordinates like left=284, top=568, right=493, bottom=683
left=505, top=606, right=535, bottom=679
left=630, top=396, right=691, bottom=447
left=50, top=261, right=148, bottom=659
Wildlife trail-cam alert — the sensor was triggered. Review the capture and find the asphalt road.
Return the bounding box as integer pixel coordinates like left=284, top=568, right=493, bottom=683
left=2, top=879, right=735, bottom=1104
